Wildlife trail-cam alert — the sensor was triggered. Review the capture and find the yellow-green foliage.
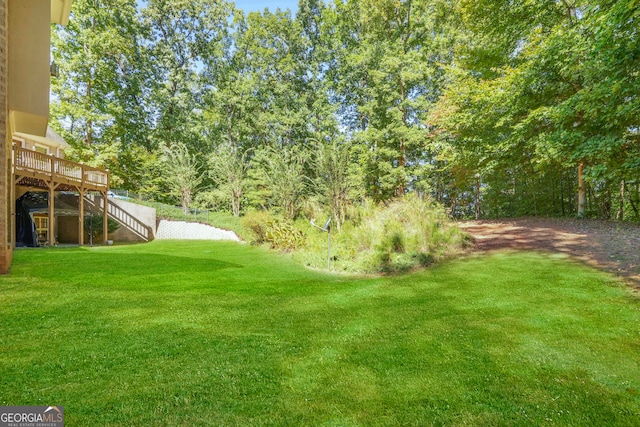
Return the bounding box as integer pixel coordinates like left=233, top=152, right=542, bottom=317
left=300, top=195, right=471, bottom=273
left=242, top=211, right=306, bottom=251
left=354, top=195, right=469, bottom=272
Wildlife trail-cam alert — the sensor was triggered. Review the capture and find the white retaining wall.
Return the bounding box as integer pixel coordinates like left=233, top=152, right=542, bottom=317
left=155, top=220, right=241, bottom=242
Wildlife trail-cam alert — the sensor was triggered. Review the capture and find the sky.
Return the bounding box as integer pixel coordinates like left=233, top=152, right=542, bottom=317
left=136, top=1, right=300, bottom=14
left=233, top=0, right=299, bottom=14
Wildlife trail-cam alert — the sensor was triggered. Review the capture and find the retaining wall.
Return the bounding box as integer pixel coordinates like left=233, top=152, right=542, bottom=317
left=155, top=220, right=240, bottom=242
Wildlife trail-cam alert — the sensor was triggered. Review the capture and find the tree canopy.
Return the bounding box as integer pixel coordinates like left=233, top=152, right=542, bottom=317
left=51, top=0, right=640, bottom=221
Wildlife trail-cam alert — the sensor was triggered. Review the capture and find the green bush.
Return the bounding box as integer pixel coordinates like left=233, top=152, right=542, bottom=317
left=84, top=214, right=120, bottom=242
left=265, top=221, right=306, bottom=251
left=193, top=189, right=229, bottom=212
left=242, top=211, right=306, bottom=251
left=244, top=195, right=469, bottom=273
left=242, top=211, right=273, bottom=244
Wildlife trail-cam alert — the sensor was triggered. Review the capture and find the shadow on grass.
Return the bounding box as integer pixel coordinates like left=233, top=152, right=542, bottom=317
left=12, top=246, right=243, bottom=287
left=2, top=244, right=639, bottom=425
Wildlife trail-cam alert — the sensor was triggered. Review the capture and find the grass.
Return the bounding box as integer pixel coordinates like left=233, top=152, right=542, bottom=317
left=1, top=242, right=639, bottom=426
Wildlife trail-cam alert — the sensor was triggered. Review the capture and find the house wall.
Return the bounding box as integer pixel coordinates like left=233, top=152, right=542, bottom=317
left=1, top=0, right=52, bottom=271
left=0, top=0, right=10, bottom=273
left=8, top=0, right=50, bottom=136
left=0, top=0, right=72, bottom=272
left=13, top=134, right=66, bottom=158
left=57, top=215, right=78, bottom=244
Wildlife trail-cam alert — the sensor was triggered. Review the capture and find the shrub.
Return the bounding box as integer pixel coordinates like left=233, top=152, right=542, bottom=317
left=300, top=194, right=469, bottom=273
left=242, top=211, right=305, bottom=251
left=264, top=221, right=306, bottom=251
left=84, top=215, right=120, bottom=243
left=242, top=211, right=273, bottom=244
left=193, top=190, right=229, bottom=212
left=416, top=252, right=435, bottom=267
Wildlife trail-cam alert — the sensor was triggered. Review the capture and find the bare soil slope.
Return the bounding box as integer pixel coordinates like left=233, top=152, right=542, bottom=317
left=460, top=218, right=640, bottom=288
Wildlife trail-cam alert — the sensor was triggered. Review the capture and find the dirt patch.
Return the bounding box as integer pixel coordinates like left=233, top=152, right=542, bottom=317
left=459, top=218, right=640, bottom=289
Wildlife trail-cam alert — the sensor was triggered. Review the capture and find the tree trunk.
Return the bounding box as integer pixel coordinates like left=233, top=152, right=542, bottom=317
left=627, top=181, right=639, bottom=219
left=450, top=193, right=458, bottom=218
left=474, top=176, right=481, bottom=220
left=231, top=187, right=241, bottom=217
left=617, top=179, right=625, bottom=221
left=560, top=169, right=566, bottom=216
left=85, top=77, right=93, bottom=146
left=577, top=161, right=586, bottom=218
left=83, top=40, right=93, bottom=146
left=397, top=143, right=405, bottom=197
left=181, top=189, right=191, bottom=215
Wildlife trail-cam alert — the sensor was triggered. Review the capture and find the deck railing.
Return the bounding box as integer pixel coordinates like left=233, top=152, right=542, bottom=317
left=13, top=144, right=109, bottom=190
left=106, top=199, right=153, bottom=241
left=83, top=195, right=153, bottom=242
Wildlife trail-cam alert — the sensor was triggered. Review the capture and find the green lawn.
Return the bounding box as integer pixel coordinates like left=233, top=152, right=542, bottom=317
left=1, top=241, right=639, bottom=426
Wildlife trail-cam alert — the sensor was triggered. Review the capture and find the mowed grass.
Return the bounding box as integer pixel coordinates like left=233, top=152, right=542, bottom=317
left=1, top=241, right=639, bottom=426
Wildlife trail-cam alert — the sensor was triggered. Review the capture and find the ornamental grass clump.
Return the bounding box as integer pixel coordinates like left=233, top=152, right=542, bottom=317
left=298, top=195, right=470, bottom=273
left=354, top=194, right=469, bottom=273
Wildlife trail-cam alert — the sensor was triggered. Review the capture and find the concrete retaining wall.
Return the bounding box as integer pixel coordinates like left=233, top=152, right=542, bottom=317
left=156, top=220, right=240, bottom=241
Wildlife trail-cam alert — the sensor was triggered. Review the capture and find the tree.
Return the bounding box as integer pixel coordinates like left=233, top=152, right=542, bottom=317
left=51, top=0, right=149, bottom=169
left=311, top=138, right=355, bottom=231
left=325, top=0, right=456, bottom=200
left=51, top=0, right=639, bottom=222
left=208, top=143, right=251, bottom=217
left=250, top=145, right=309, bottom=220
left=161, top=142, right=204, bottom=214
left=430, top=0, right=640, bottom=219
left=142, top=0, right=235, bottom=152
left=232, top=9, right=314, bottom=147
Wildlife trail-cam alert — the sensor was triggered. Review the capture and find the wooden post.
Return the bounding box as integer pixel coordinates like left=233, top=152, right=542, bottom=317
left=105, top=170, right=110, bottom=244
left=474, top=175, right=481, bottom=220
left=78, top=188, right=84, bottom=246
left=103, top=190, right=108, bottom=244
left=48, top=182, right=55, bottom=246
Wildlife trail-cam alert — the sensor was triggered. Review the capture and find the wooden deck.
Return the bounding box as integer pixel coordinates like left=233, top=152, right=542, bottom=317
left=13, top=143, right=109, bottom=192
left=13, top=142, right=110, bottom=246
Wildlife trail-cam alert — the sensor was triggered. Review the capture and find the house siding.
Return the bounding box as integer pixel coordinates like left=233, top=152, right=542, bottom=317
left=0, top=0, right=10, bottom=273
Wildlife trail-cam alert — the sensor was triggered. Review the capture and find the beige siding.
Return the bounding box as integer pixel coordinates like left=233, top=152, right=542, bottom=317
left=8, top=0, right=51, bottom=136
left=0, top=0, right=10, bottom=273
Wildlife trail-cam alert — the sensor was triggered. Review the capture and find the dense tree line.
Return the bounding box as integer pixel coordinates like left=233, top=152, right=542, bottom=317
left=51, top=0, right=640, bottom=221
